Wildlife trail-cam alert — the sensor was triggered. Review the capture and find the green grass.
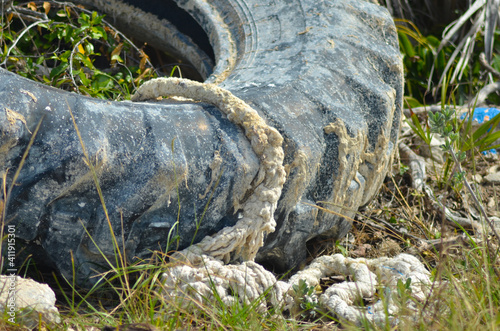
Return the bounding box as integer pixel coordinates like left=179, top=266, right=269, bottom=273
left=0, top=1, right=161, bottom=100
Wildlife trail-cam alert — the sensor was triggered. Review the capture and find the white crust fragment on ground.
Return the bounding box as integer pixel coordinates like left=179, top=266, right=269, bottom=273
left=0, top=275, right=61, bottom=328
left=293, top=253, right=431, bottom=325
left=161, top=256, right=291, bottom=312
left=159, top=253, right=430, bottom=326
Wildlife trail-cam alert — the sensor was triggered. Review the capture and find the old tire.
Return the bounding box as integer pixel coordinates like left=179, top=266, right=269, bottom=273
left=0, top=0, right=403, bottom=283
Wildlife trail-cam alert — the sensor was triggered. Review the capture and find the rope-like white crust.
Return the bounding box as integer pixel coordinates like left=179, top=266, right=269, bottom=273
left=291, top=253, right=431, bottom=325
left=132, top=77, right=286, bottom=263
left=161, top=258, right=291, bottom=312
left=158, top=253, right=430, bottom=325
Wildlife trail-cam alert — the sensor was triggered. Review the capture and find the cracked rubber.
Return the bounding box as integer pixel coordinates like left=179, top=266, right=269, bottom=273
left=0, top=0, right=403, bottom=284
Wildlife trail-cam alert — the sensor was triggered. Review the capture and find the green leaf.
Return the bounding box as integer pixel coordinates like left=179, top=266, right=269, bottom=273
left=91, top=74, right=114, bottom=90
left=111, top=53, right=123, bottom=63
left=78, top=12, right=90, bottom=25
left=78, top=85, right=94, bottom=96
left=472, top=113, right=500, bottom=143
left=74, top=53, right=95, bottom=70
left=38, top=22, right=51, bottom=30
left=426, top=35, right=441, bottom=48
left=58, top=50, right=72, bottom=63
left=477, top=131, right=500, bottom=152
left=50, top=62, right=68, bottom=79
left=482, top=142, right=500, bottom=151
left=91, top=26, right=106, bottom=40
left=398, top=31, right=415, bottom=58
left=54, top=78, right=72, bottom=88
left=404, top=96, right=423, bottom=108
left=84, top=42, right=94, bottom=55
left=436, top=49, right=446, bottom=72
left=407, top=113, right=432, bottom=145
left=73, top=27, right=88, bottom=37
left=76, top=70, right=91, bottom=86
left=90, top=11, right=104, bottom=26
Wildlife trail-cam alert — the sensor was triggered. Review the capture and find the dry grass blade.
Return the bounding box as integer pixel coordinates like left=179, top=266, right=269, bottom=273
left=433, top=16, right=484, bottom=90
left=479, top=52, right=500, bottom=79
left=0, top=114, right=45, bottom=271
left=438, top=0, right=486, bottom=54
left=484, top=0, right=500, bottom=62
left=431, top=0, right=499, bottom=90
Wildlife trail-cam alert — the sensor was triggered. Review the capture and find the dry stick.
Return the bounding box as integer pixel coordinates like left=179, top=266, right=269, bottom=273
left=398, top=141, right=426, bottom=192
left=399, top=141, right=485, bottom=233
left=419, top=233, right=498, bottom=253
left=467, top=81, right=500, bottom=108
left=0, top=0, right=12, bottom=15
left=420, top=182, right=451, bottom=320
left=366, top=215, right=425, bottom=243
left=403, top=104, right=441, bottom=118
left=0, top=18, right=50, bottom=66
left=385, top=152, right=469, bottom=242
left=423, top=183, right=482, bottom=231
left=69, top=36, right=90, bottom=94
left=450, top=150, right=498, bottom=237
left=403, top=82, right=500, bottom=118
left=448, top=150, right=500, bottom=273
left=8, top=5, right=48, bottom=22
left=479, top=52, right=500, bottom=79
left=415, top=234, right=467, bottom=253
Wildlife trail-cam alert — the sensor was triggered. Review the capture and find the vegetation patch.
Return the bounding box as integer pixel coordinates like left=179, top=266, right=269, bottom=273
left=0, top=1, right=165, bottom=100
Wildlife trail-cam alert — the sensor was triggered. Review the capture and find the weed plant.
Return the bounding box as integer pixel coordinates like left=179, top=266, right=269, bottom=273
left=0, top=1, right=160, bottom=100
left=395, top=0, right=500, bottom=106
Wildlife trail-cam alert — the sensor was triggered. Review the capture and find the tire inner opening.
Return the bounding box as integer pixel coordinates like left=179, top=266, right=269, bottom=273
left=120, top=0, right=215, bottom=82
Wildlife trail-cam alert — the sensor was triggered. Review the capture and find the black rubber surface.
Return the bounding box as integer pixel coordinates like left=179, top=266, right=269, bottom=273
left=0, top=0, right=403, bottom=283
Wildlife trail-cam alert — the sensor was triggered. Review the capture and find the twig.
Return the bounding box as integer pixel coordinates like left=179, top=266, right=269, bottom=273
left=8, top=5, right=48, bottom=22
left=69, top=35, right=90, bottom=94
left=467, top=81, right=500, bottom=108
left=449, top=149, right=500, bottom=244
left=399, top=141, right=426, bottom=191
left=414, top=234, right=467, bottom=253
left=413, top=233, right=499, bottom=254
left=423, top=183, right=483, bottom=232
left=365, top=216, right=426, bottom=243
left=0, top=18, right=50, bottom=66
left=364, top=214, right=474, bottom=255
left=404, top=81, right=500, bottom=118
left=403, top=104, right=442, bottom=118
left=479, top=52, right=500, bottom=79
left=1, top=0, right=12, bottom=14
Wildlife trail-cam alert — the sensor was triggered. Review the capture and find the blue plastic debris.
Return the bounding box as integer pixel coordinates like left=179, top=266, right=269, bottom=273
left=460, top=107, right=500, bottom=155
left=367, top=304, right=375, bottom=314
